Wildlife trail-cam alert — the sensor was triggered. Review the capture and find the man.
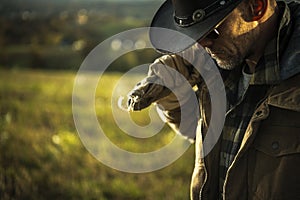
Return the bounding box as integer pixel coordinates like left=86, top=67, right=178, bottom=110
left=127, top=0, right=300, bottom=199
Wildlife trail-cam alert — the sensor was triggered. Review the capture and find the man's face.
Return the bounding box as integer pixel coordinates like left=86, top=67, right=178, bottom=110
left=199, top=4, right=259, bottom=70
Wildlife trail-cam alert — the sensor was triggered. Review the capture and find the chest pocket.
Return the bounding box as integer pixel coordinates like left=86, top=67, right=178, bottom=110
left=254, top=127, right=300, bottom=157
left=248, top=105, right=300, bottom=200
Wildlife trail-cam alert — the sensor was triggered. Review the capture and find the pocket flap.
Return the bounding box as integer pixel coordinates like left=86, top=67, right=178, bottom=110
left=254, top=126, right=300, bottom=157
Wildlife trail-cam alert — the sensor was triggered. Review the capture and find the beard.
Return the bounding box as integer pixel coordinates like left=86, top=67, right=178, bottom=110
left=213, top=54, right=244, bottom=70
left=205, top=44, right=245, bottom=70
left=203, top=27, right=258, bottom=71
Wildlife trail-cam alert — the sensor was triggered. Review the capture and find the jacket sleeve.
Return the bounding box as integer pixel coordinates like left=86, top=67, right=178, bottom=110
left=127, top=45, right=203, bottom=140
left=154, top=50, right=202, bottom=140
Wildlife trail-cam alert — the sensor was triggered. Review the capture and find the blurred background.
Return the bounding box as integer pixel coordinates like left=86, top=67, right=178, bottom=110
left=0, top=0, right=195, bottom=199
left=0, top=0, right=163, bottom=71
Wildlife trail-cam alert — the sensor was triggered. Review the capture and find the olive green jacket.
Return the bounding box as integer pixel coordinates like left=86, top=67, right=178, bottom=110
left=190, top=1, right=300, bottom=199
left=191, top=73, right=300, bottom=200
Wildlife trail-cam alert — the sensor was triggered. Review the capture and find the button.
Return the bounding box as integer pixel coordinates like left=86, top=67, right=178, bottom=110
left=192, top=9, right=205, bottom=22
left=272, top=141, right=279, bottom=150
left=255, top=110, right=263, bottom=116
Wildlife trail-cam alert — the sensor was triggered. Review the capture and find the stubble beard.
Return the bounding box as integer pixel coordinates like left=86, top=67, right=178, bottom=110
left=214, top=54, right=243, bottom=70
left=210, top=38, right=251, bottom=70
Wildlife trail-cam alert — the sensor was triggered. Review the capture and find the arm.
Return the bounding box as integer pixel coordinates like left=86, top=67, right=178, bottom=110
left=127, top=45, right=203, bottom=140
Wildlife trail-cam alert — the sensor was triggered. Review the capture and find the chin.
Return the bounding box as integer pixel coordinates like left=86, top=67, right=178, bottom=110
left=215, top=60, right=236, bottom=70
left=215, top=57, right=242, bottom=70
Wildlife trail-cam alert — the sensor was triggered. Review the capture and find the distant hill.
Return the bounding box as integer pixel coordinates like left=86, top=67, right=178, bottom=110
left=0, top=0, right=163, bottom=70
left=0, top=0, right=163, bottom=20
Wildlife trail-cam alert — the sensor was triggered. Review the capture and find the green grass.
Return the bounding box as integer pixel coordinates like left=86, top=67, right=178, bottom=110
left=0, top=69, right=195, bottom=200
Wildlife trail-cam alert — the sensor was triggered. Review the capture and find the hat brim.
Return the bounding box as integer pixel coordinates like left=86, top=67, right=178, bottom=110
left=150, top=0, right=243, bottom=53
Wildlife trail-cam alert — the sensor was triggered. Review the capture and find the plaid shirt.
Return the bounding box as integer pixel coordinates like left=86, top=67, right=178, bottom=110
left=218, top=1, right=291, bottom=197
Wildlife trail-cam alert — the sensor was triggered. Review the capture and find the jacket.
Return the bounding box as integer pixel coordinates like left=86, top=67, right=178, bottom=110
left=191, top=73, right=300, bottom=200
left=191, top=1, right=300, bottom=199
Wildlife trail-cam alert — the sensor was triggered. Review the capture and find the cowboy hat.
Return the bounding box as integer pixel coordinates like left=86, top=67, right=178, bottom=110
left=149, top=0, right=244, bottom=53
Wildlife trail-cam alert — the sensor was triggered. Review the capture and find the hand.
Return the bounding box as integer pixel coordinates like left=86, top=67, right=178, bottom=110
left=127, top=82, right=171, bottom=111
left=127, top=49, right=201, bottom=111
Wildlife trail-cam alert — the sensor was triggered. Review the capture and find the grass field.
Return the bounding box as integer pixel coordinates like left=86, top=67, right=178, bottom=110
left=0, top=69, right=195, bottom=200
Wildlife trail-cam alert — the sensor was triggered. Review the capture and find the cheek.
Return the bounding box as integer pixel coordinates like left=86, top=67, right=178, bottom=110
left=220, top=10, right=258, bottom=38
left=221, top=20, right=258, bottom=55
left=225, top=22, right=253, bottom=38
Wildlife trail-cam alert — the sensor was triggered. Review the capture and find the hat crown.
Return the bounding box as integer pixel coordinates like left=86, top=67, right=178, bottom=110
left=149, top=0, right=243, bottom=53
left=172, top=0, right=208, bottom=17
left=172, top=0, right=228, bottom=27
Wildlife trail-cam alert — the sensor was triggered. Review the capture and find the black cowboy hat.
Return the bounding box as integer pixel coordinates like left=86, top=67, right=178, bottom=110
left=150, top=0, right=244, bottom=53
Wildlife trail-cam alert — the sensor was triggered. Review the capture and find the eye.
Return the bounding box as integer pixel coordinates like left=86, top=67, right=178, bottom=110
left=206, top=29, right=220, bottom=39
left=207, top=29, right=220, bottom=39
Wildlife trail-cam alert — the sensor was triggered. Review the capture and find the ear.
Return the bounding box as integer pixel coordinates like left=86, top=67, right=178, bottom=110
left=250, top=0, right=268, bottom=21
